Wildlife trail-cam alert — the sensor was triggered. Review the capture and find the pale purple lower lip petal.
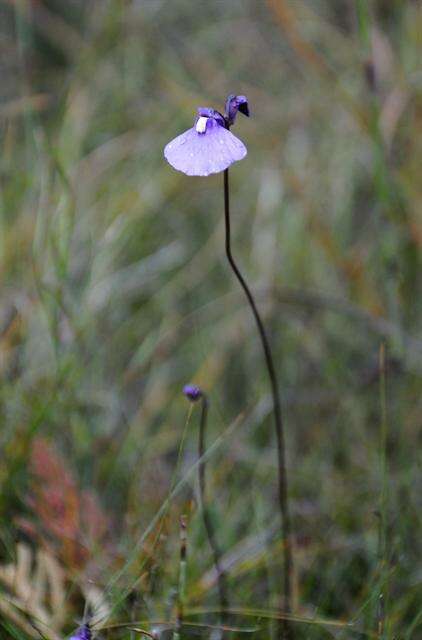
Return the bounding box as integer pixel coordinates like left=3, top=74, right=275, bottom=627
left=164, top=124, right=247, bottom=176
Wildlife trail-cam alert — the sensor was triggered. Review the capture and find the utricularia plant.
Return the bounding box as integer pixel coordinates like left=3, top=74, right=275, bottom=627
left=165, top=97, right=293, bottom=630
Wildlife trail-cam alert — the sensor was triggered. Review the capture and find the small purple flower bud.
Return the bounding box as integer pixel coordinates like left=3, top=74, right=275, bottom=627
left=183, top=384, right=203, bottom=402
left=164, top=105, right=247, bottom=177
left=225, top=94, right=250, bottom=126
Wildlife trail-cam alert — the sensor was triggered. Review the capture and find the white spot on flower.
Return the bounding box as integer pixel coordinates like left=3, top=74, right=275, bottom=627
left=196, top=117, right=208, bottom=134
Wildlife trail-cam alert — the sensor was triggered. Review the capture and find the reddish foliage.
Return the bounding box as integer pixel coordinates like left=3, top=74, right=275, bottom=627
left=19, top=437, right=111, bottom=569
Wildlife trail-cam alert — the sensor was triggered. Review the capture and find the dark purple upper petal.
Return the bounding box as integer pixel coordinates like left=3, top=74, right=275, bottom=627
left=197, top=107, right=215, bottom=118
left=196, top=108, right=225, bottom=126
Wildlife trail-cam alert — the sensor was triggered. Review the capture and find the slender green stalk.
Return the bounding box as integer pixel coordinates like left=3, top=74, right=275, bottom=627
left=223, top=168, right=293, bottom=638
left=378, top=343, right=389, bottom=639
left=105, top=409, right=243, bottom=619
left=198, top=395, right=229, bottom=617
left=356, top=0, right=371, bottom=50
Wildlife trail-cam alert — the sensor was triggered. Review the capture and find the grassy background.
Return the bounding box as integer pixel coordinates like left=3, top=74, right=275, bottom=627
left=0, top=1, right=421, bottom=638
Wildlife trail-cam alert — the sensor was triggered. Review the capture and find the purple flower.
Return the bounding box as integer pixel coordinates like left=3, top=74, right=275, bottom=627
left=164, top=105, right=247, bottom=177
left=69, top=624, right=91, bottom=640
left=183, top=384, right=203, bottom=402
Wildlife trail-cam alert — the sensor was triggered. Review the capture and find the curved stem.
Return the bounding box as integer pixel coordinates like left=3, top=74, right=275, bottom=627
left=198, top=395, right=229, bottom=617
left=223, top=168, right=293, bottom=634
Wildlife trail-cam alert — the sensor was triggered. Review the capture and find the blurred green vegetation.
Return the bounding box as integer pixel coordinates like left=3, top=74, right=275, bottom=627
left=0, top=1, right=421, bottom=638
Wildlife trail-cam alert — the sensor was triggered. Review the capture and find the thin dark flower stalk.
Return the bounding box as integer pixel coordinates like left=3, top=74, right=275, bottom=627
left=223, top=167, right=293, bottom=633
left=198, top=393, right=229, bottom=616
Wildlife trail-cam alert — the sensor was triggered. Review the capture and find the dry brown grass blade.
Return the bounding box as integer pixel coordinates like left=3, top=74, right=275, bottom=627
left=0, top=542, right=65, bottom=639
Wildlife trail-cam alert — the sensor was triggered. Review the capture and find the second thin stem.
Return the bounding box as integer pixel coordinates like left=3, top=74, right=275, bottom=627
left=198, top=394, right=229, bottom=617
